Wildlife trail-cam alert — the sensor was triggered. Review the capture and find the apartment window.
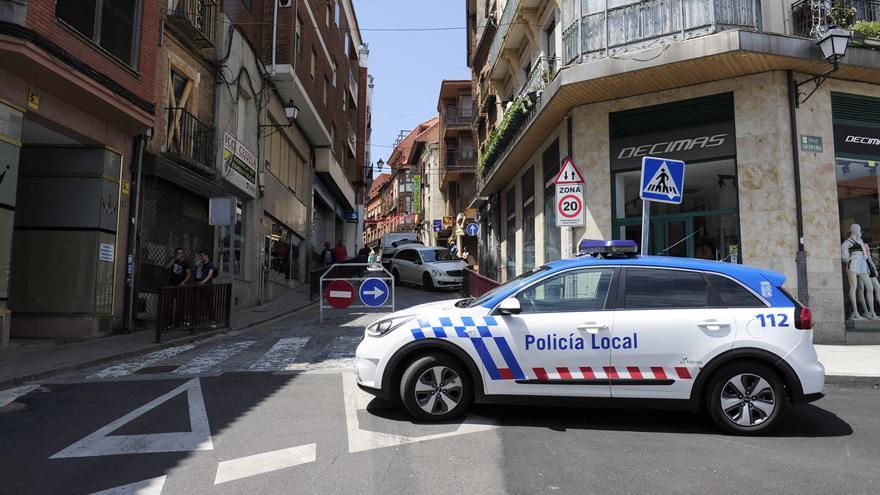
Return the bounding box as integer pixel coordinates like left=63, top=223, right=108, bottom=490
left=342, top=90, right=347, bottom=112
left=324, top=77, right=329, bottom=106
left=506, top=187, right=516, bottom=280
left=335, top=0, right=341, bottom=26
left=295, top=16, right=302, bottom=55
left=331, top=62, right=337, bottom=87
left=344, top=32, right=350, bottom=58
left=326, top=5, right=331, bottom=27
left=521, top=167, right=535, bottom=271
left=310, top=49, right=317, bottom=79
left=55, top=0, right=141, bottom=67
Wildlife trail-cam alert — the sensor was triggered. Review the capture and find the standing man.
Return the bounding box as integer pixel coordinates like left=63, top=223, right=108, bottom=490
left=334, top=240, right=348, bottom=263
left=194, top=250, right=216, bottom=285
left=321, top=241, right=335, bottom=267
left=165, top=247, right=192, bottom=286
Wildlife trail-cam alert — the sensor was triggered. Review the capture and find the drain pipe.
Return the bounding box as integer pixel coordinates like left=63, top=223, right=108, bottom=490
left=787, top=70, right=809, bottom=305
left=125, top=132, right=147, bottom=333
left=271, top=0, right=278, bottom=75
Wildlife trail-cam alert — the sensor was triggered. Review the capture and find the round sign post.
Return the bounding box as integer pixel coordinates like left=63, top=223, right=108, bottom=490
left=325, top=280, right=355, bottom=309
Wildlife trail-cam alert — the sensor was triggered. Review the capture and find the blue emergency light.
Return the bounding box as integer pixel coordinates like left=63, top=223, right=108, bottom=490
left=578, top=239, right=638, bottom=258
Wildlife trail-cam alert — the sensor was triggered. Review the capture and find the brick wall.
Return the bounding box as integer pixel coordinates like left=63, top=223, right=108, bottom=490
left=24, top=0, right=160, bottom=107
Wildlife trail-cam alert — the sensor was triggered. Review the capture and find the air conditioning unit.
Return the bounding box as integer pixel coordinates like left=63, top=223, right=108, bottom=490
left=278, top=0, right=292, bottom=7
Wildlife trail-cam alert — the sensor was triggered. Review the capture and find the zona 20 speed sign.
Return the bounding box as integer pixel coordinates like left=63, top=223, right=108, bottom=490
left=556, top=183, right=585, bottom=226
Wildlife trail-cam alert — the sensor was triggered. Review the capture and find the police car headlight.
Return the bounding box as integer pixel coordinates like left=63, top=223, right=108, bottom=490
left=366, top=315, right=414, bottom=337
left=431, top=269, right=444, bottom=277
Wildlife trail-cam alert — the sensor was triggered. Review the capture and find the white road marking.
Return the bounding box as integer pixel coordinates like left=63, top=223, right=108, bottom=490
left=0, top=384, right=40, bottom=408
left=307, top=335, right=360, bottom=370
left=90, top=475, right=166, bottom=495
left=341, top=372, right=497, bottom=453
left=89, top=345, right=197, bottom=379
left=50, top=378, right=213, bottom=458
left=249, top=337, right=311, bottom=371
left=172, top=341, right=255, bottom=374
left=213, top=444, right=317, bottom=485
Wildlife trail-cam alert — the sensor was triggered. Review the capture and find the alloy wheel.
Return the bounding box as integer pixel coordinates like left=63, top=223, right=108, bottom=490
left=414, top=366, right=463, bottom=415
left=720, top=373, right=776, bottom=427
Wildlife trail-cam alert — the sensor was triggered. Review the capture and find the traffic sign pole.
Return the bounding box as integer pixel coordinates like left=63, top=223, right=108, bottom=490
left=641, top=200, right=650, bottom=257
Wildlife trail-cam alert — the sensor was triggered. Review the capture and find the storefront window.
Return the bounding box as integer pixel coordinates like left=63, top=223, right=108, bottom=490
left=265, top=222, right=303, bottom=284
left=613, top=159, right=740, bottom=260
left=543, top=141, right=561, bottom=262
left=506, top=187, right=516, bottom=280
left=522, top=167, right=536, bottom=271
left=836, top=157, right=880, bottom=319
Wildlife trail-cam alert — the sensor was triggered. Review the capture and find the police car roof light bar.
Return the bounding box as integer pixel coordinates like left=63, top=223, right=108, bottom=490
left=578, top=239, right=639, bottom=258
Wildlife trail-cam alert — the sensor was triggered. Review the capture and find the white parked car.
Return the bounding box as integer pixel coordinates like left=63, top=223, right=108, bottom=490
left=381, top=232, right=423, bottom=260
left=389, top=246, right=467, bottom=290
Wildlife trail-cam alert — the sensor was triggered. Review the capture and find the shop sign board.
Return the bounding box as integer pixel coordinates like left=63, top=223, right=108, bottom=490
left=412, top=175, right=421, bottom=213
left=223, top=132, right=258, bottom=197
left=834, top=123, right=880, bottom=159
left=610, top=122, right=736, bottom=171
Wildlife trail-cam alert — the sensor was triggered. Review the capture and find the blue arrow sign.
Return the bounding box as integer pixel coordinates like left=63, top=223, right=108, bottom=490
left=433, top=220, right=442, bottom=233
left=466, top=222, right=479, bottom=236
left=640, top=157, right=685, bottom=205
left=359, top=278, right=389, bottom=307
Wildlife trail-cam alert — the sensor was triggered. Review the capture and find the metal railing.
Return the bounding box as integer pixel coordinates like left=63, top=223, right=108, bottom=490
left=165, top=107, right=215, bottom=169
left=564, top=0, right=758, bottom=61
left=155, top=283, right=232, bottom=342
left=515, top=56, right=558, bottom=101
left=167, top=0, right=217, bottom=46
left=463, top=268, right=500, bottom=297
left=444, top=149, right=476, bottom=170
left=488, top=0, right=521, bottom=69
left=792, top=0, right=880, bottom=38
left=444, top=106, right=474, bottom=126
left=480, top=91, right=542, bottom=180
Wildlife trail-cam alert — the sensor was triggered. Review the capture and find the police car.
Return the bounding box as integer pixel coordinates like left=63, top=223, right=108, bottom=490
left=355, top=240, right=824, bottom=435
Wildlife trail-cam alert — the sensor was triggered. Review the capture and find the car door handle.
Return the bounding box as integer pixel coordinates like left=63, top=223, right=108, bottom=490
left=696, top=320, right=730, bottom=331
left=576, top=322, right=607, bottom=334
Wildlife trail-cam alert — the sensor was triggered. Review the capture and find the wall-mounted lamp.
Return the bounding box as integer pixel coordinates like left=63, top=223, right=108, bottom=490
left=792, top=28, right=850, bottom=107
left=260, top=99, right=300, bottom=129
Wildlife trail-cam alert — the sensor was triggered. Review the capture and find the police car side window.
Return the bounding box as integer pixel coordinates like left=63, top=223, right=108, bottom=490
left=624, top=268, right=709, bottom=309
left=516, top=268, right=614, bottom=314
left=705, top=274, right=763, bottom=307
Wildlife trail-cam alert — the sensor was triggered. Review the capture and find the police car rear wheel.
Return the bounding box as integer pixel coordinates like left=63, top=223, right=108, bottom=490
left=400, top=354, right=471, bottom=421
left=707, top=362, right=786, bottom=435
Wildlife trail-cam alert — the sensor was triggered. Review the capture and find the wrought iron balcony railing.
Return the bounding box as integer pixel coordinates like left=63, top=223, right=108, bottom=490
left=444, top=150, right=477, bottom=171
left=167, top=0, right=217, bottom=47
left=488, top=0, right=521, bottom=69
left=165, top=107, right=215, bottom=170
left=515, top=56, right=559, bottom=101
left=444, top=107, right=474, bottom=126
left=792, top=0, right=880, bottom=38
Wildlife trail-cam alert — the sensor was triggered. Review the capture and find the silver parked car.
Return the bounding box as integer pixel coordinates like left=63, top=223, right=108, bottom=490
left=389, top=246, right=467, bottom=290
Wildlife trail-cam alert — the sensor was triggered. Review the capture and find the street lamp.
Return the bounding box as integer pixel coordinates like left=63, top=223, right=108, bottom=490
left=792, top=28, right=850, bottom=107
left=283, top=100, right=299, bottom=122
left=376, top=158, right=385, bottom=172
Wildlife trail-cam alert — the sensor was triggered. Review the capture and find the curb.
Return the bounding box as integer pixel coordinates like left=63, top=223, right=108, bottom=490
left=824, top=374, right=880, bottom=386
left=0, top=301, right=317, bottom=390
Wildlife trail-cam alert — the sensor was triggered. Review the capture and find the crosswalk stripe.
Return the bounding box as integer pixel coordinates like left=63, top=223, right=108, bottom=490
left=89, top=344, right=197, bottom=379
left=249, top=337, right=311, bottom=371
left=306, top=335, right=361, bottom=370
left=173, top=341, right=256, bottom=375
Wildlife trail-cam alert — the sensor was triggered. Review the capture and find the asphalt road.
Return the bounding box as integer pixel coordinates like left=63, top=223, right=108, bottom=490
left=1, top=286, right=878, bottom=495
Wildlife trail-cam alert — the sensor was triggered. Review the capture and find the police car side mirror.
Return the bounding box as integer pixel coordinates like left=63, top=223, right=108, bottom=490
left=498, top=297, right=521, bottom=315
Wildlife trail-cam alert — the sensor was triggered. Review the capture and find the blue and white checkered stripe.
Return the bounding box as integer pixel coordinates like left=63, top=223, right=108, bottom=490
left=410, top=316, right=525, bottom=380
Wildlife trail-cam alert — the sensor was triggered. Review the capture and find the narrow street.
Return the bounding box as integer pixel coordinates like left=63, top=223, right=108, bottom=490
left=1, top=286, right=878, bottom=495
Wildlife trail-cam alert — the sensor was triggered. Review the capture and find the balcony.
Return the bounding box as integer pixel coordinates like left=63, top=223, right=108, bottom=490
left=442, top=150, right=477, bottom=189
left=444, top=107, right=473, bottom=130
left=562, top=0, right=759, bottom=63
left=515, top=56, right=558, bottom=101
left=164, top=107, right=215, bottom=171
left=347, top=122, right=357, bottom=156
left=792, top=1, right=880, bottom=40
left=488, top=0, right=521, bottom=70
left=348, top=66, right=359, bottom=103
left=166, top=0, right=217, bottom=48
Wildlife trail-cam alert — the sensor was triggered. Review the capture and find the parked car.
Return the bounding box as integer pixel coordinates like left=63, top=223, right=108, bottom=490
left=389, top=246, right=467, bottom=290
left=381, top=232, right=423, bottom=260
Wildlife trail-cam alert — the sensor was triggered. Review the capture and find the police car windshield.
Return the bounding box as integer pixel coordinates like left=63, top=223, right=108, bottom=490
left=467, top=266, right=550, bottom=308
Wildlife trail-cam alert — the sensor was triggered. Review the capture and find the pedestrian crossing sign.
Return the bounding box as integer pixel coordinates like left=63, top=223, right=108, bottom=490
left=639, top=156, right=685, bottom=205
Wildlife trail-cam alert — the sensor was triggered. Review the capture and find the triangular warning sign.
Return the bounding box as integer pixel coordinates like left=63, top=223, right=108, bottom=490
left=644, top=161, right=680, bottom=200
left=554, top=157, right=584, bottom=184
left=50, top=379, right=213, bottom=458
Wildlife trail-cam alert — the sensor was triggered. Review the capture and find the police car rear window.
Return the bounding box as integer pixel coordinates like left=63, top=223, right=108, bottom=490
left=705, top=273, right=764, bottom=308
left=624, top=268, right=710, bottom=309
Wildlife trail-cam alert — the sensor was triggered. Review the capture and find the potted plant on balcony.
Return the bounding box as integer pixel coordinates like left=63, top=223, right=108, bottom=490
left=851, top=21, right=880, bottom=47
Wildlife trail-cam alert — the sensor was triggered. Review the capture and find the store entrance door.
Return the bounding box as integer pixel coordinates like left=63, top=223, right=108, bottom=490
left=652, top=216, right=694, bottom=258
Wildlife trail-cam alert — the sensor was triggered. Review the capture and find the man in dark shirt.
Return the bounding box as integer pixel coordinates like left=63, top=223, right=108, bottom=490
left=194, top=250, right=216, bottom=285
left=165, top=247, right=192, bottom=286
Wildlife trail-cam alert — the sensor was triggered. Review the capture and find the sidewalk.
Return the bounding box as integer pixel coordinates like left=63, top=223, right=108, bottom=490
left=816, top=345, right=880, bottom=384
left=0, top=285, right=314, bottom=389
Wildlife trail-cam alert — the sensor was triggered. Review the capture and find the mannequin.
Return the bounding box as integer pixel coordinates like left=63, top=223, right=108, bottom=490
left=841, top=224, right=876, bottom=320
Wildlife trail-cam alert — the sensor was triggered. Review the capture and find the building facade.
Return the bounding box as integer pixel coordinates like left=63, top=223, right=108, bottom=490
left=0, top=0, right=160, bottom=338
left=438, top=80, right=477, bottom=258
left=467, top=0, right=880, bottom=343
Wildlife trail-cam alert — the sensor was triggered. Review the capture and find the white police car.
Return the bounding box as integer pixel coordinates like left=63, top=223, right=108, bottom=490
left=355, top=240, right=824, bottom=435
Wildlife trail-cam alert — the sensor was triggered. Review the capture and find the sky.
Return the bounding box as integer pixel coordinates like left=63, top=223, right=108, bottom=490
left=352, top=0, right=471, bottom=177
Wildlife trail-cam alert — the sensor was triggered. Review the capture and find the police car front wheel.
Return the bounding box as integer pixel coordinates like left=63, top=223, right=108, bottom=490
left=400, top=354, right=472, bottom=421
left=707, top=362, right=787, bottom=435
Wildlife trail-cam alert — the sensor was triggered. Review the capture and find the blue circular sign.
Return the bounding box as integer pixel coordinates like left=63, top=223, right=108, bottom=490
left=359, top=278, right=390, bottom=307
left=466, top=223, right=479, bottom=236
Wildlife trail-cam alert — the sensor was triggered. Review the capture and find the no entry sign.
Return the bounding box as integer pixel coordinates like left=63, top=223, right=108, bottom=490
left=554, top=157, right=585, bottom=227
left=325, top=280, right=355, bottom=309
